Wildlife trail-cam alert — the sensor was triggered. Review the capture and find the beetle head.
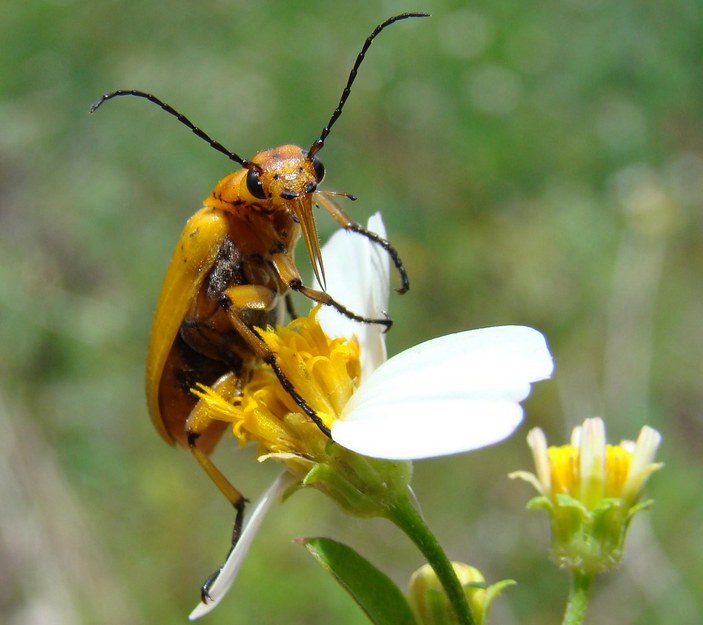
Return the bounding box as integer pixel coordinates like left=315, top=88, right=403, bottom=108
left=245, top=144, right=326, bottom=286
left=245, top=145, right=325, bottom=204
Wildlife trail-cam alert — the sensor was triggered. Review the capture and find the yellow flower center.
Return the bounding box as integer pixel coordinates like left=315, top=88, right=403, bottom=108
left=192, top=307, right=362, bottom=473
left=548, top=443, right=633, bottom=506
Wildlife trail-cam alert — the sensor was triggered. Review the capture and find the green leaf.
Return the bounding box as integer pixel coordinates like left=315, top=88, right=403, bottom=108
left=300, top=537, right=417, bottom=625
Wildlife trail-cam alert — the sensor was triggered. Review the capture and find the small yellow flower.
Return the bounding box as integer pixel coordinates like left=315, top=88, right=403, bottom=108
left=510, top=417, right=662, bottom=575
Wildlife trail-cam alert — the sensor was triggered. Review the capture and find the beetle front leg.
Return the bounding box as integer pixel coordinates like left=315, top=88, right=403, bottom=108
left=294, top=282, right=392, bottom=330
left=315, top=192, right=409, bottom=294
left=270, top=252, right=393, bottom=330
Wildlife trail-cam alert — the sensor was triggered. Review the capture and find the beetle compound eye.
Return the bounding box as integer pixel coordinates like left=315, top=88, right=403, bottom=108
left=246, top=168, right=266, bottom=199
left=312, top=156, right=325, bottom=184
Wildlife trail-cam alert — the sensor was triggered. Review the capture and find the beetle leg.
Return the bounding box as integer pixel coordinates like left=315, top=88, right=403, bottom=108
left=315, top=192, right=410, bottom=294
left=186, top=371, right=250, bottom=599
left=188, top=440, right=247, bottom=535
left=191, top=442, right=247, bottom=603
left=284, top=293, right=299, bottom=320
left=188, top=435, right=248, bottom=601
left=270, top=252, right=392, bottom=330
left=186, top=375, right=246, bottom=507
left=296, top=283, right=392, bottom=330
left=219, top=285, right=332, bottom=437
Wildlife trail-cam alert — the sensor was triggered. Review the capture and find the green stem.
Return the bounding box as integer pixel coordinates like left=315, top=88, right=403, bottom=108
left=561, top=571, right=592, bottom=625
left=386, top=494, right=475, bottom=625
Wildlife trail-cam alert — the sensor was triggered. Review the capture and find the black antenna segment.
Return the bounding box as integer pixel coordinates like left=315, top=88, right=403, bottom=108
left=90, top=90, right=254, bottom=170
left=308, top=12, right=430, bottom=159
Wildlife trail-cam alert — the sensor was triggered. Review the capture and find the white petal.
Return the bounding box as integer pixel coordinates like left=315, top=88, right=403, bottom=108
left=314, top=212, right=390, bottom=376
left=332, top=400, right=524, bottom=459
left=526, top=427, right=551, bottom=494
left=629, top=425, right=662, bottom=477
left=189, top=472, right=296, bottom=620
left=622, top=425, right=662, bottom=499
left=331, top=326, right=553, bottom=460
left=344, top=326, right=553, bottom=416
left=579, top=417, right=606, bottom=504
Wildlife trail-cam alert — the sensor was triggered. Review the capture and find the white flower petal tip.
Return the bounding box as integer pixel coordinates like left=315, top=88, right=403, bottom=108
left=331, top=325, right=553, bottom=460
left=314, top=213, right=390, bottom=375
left=188, top=472, right=296, bottom=620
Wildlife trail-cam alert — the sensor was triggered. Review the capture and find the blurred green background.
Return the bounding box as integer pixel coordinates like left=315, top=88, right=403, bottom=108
left=1, top=0, right=701, bottom=623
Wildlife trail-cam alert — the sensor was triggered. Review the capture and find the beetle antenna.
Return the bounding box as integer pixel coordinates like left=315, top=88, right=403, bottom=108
left=90, top=90, right=256, bottom=169
left=308, top=12, right=429, bottom=159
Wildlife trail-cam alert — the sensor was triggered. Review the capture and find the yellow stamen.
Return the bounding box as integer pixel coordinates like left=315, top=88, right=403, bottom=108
left=603, top=445, right=632, bottom=497
left=547, top=445, right=580, bottom=497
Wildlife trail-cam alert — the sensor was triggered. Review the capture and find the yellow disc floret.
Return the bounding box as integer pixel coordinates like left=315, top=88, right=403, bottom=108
left=192, top=307, right=361, bottom=476
left=547, top=444, right=633, bottom=507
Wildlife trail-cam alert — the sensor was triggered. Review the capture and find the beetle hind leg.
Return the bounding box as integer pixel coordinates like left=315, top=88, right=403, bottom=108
left=185, top=372, right=249, bottom=592
left=185, top=370, right=247, bottom=518
left=189, top=438, right=248, bottom=603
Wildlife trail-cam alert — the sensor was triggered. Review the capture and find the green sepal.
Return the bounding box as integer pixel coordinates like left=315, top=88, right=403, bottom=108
left=525, top=495, right=553, bottom=512
left=554, top=494, right=590, bottom=516
left=626, top=498, right=654, bottom=521
left=302, top=443, right=412, bottom=518
left=300, top=537, right=417, bottom=625
left=304, top=462, right=372, bottom=513
left=484, top=578, right=517, bottom=601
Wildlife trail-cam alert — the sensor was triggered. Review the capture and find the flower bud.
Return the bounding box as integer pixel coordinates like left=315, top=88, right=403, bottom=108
left=510, top=417, right=662, bottom=575
left=408, top=562, right=514, bottom=625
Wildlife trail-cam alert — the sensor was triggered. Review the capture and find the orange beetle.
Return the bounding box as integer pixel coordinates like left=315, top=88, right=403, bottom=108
left=91, top=11, right=426, bottom=596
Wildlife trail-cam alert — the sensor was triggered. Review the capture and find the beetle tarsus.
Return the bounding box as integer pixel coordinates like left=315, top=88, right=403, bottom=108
left=292, top=281, right=393, bottom=329
left=345, top=221, right=410, bottom=294
left=231, top=496, right=247, bottom=544
left=200, top=565, right=223, bottom=603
